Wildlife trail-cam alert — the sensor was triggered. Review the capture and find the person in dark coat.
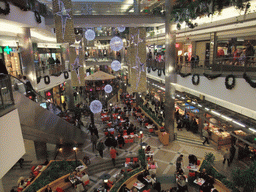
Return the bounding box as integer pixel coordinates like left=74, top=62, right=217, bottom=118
left=229, top=144, right=236, bottom=164
left=91, top=133, right=98, bottom=152
left=117, top=134, right=125, bottom=148
left=105, top=135, right=112, bottom=150
left=96, top=140, right=105, bottom=158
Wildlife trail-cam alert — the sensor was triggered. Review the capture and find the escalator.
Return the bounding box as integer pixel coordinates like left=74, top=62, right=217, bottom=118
left=10, top=75, right=85, bottom=145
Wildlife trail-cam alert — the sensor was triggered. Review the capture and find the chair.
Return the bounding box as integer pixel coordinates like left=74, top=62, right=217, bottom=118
left=197, top=160, right=201, bottom=166
left=149, top=128, right=153, bottom=133
left=145, top=123, right=149, bottom=126
left=56, top=188, right=64, bottom=192
left=81, top=174, right=90, bottom=186
left=133, top=157, right=138, bottom=163
left=125, top=158, right=131, bottom=163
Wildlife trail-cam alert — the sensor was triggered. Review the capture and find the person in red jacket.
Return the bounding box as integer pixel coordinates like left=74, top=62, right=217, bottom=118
left=110, top=147, right=117, bottom=166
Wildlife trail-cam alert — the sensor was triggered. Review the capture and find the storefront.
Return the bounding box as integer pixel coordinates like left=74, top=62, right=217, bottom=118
left=1, top=46, right=22, bottom=77
left=44, top=83, right=66, bottom=107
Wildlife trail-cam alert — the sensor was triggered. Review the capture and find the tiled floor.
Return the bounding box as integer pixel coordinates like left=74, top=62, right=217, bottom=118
left=2, top=100, right=249, bottom=192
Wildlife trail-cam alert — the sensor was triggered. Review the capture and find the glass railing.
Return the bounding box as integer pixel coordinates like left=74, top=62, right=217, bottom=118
left=146, top=57, right=256, bottom=78
left=35, top=64, right=68, bottom=78
left=0, top=74, right=14, bottom=111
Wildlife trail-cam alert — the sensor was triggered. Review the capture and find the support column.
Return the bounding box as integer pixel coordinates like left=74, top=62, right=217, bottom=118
left=164, top=0, right=177, bottom=141
left=34, top=141, right=47, bottom=160
left=0, top=179, right=4, bottom=192
left=209, top=32, right=217, bottom=65
left=20, top=27, right=37, bottom=88
left=65, top=79, right=75, bottom=109
left=134, top=0, right=140, bottom=14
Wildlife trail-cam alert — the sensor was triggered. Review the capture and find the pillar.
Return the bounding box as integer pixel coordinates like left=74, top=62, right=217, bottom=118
left=0, top=179, right=4, bottom=192
left=209, top=32, right=217, bottom=65
left=164, top=0, right=177, bottom=141
left=34, top=141, right=47, bottom=160
left=20, top=27, right=37, bottom=88
left=65, top=79, right=75, bottom=109
left=134, top=0, right=140, bottom=14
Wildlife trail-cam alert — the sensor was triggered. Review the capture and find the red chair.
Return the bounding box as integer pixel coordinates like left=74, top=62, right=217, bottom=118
left=107, top=123, right=112, bottom=127
left=125, top=158, right=131, bottom=163
left=133, top=157, right=138, bottom=162
left=125, top=140, right=129, bottom=143
left=127, top=169, right=132, bottom=172
left=104, top=132, right=108, bottom=136
left=149, top=128, right=153, bottom=133
left=145, top=123, right=149, bottom=126
left=197, top=160, right=201, bottom=166
left=110, top=131, right=114, bottom=135
left=189, top=172, right=196, bottom=177
left=113, top=116, right=117, bottom=120
left=56, top=188, right=64, bottom=192
left=130, top=132, right=134, bottom=135
left=123, top=132, right=127, bottom=135
left=106, top=117, right=110, bottom=121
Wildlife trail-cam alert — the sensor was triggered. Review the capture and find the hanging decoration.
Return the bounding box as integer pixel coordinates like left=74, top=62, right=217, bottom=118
left=55, top=0, right=72, bottom=40
left=110, top=36, right=123, bottom=51
left=179, top=72, right=191, bottom=78
left=225, top=75, right=235, bottom=90
left=192, top=74, right=200, bottom=85
left=0, top=0, right=10, bottom=15
left=37, top=76, right=41, bottom=84
left=117, top=26, right=126, bottom=32
left=243, top=72, right=256, bottom=88
left=203, top=73, right=222, bottom=80
left=147, top=67, right=151, bottom=73
left=104, top=84, right=113, bottom=93
left=111, top=60, right=121, bottom=71
left=85, top=29, right=95, bottom=41
left=71, top=56, right=82, bottom=84
left=90, top=100, right=102, bottom=114
left=157, top=69, right=162, bottom=76
left=44, top=76, right=50, bottom=85
left=34, top=11, right=42, bottom=23
left=64, top=71, right=69, bottom=79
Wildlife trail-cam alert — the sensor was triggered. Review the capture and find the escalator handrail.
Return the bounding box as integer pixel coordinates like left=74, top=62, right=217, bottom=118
left=8, top=75, right=61, bottom=108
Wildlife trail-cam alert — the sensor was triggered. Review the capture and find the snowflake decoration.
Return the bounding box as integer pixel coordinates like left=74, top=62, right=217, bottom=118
left=104, top=84, right=113, bottom=93
left=85, top=29, right=95, bottom=41
left=90, top=100, right=102, bottom=114
left=55, top=0, right=72, bottom=40
left=70, top=40, right=81, bottom=55
left=111, top=60, right=121, bottom=71
left=110, top=36, right=123, bottom=51
left=117, top=26, right=126, bottom=32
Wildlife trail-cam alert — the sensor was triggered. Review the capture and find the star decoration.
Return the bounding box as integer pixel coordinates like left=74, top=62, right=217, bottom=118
left=55, top=0, right=72, bottom=40
left=71, top=56, right=81, bottom=84
left=70, top=40, right=81, bottom=55
left=132, top=54, right=145, bottom=89
left=130, top=34, right=135, bottom=45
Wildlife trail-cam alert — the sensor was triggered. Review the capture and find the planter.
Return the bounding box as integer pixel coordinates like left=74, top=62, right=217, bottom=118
left=23, top=160, right=85, bottom=192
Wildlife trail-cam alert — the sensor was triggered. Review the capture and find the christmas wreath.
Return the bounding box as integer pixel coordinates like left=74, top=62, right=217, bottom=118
left=243, top=72, right=256, bottom=88
left=0, top=0, right=10, bottom=15
left=37, top=76, right=41, bottom=84
left=192, top=74, right=200, bottom=85
left=34, top=11, right=41, bottom=24
left=225, top=75, right=235, bottom=90
left=44, top=75, right=50, bottom=85
left=203, top=73, right=222, bottom=80
left=158, top=69, right=162, bottom=76
left=64, top=71, right=69, bottom=79
left=147, top=67, right=151, bottom=73
left=179, top=72, right=191, bottom=78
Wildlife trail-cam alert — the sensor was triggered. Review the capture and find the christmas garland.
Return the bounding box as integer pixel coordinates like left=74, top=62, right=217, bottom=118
left=203, top=73, right=222, bottom=80
left=225, top=75, right=235, bottom=90
left=172, top=0, right=250, bottom=29
left=192, top=74, right=200, bottom=85
left=158, top=69, right=162, bottom=76
left=0, top=0, right=10, bottom=15
left=37, top=76, right=41, bottom=84
left=64, top=71, right=69, bottom=79
left=44, top=75, right=50, bottom=85
left=243, top=72, right=256, bottom=88
left=34, top=11, right=41, bottom=24
left=179, top=72, right=191, bottom=78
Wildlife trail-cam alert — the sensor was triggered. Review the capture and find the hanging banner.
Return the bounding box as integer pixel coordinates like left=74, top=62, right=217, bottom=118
left=52, top=0, right=75, bottom=43
left=128, top=27, right=147, bottom=93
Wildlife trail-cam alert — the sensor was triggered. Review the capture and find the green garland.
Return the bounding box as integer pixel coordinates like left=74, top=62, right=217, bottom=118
left=179, top=72, right=191, bottom=78
left=203, top=73, right=222, bottom=80
left=0, top=0, right=10, bottom=15
left=243, top=72, right=256, bottom=88
left=172, top=0, right=251, bottom=29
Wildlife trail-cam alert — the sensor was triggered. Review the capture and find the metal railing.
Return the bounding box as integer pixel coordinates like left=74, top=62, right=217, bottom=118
left=36, top=64, right=68, bottom=78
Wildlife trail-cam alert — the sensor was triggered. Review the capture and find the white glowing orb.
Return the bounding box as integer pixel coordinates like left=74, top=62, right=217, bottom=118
left=85, top=29, right=95, bottom=41
left=90, top=100, right=102, bottom=114
left=110, top=36, right=123, bottom=51
left=104, top=84, right=113, bottom=93
left=111, top=60, right=121, bottom=71
left=117, top=27, right=126, bottom=32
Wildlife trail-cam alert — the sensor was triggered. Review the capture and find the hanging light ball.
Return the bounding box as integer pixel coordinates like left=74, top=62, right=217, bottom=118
left=110, top=36, right=123, bottom=51
left=111, top=60, right=121, bottom=71
left=90, top=100, right=102, bottom=114
left=117, top=26, right=126, bottom=32
left=104, top=84, right=113, bottom=93
left=85, top=29, right=95, bottom=41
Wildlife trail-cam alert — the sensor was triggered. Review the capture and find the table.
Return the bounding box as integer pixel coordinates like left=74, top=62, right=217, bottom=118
left=187, top=165, right=199, bottom=171
left=133, top=181, right=145, bottom=190
left=194, top=178, right=205, bottom=186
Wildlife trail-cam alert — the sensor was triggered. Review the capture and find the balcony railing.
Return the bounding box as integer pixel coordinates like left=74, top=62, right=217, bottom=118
left=0, top=74, right=14, bottom=111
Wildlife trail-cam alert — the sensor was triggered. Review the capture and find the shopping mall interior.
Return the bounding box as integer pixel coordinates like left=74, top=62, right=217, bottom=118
left=0, top=0, right=256, bottom=192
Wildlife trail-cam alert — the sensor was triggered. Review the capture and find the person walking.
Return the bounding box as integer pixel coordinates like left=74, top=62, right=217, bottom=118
left=176, top=154, right=183, bottom=171
left=96, top=140, right=105, bottom=158
left=223, top=149, right=231, bottom=166
left=110, top=147, right=118, bottom=166
left=202, top=128, right=210, bottom=145
left=91, top=132, right=98, bottom=152
left=229, top=144, right=236, bottom=164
